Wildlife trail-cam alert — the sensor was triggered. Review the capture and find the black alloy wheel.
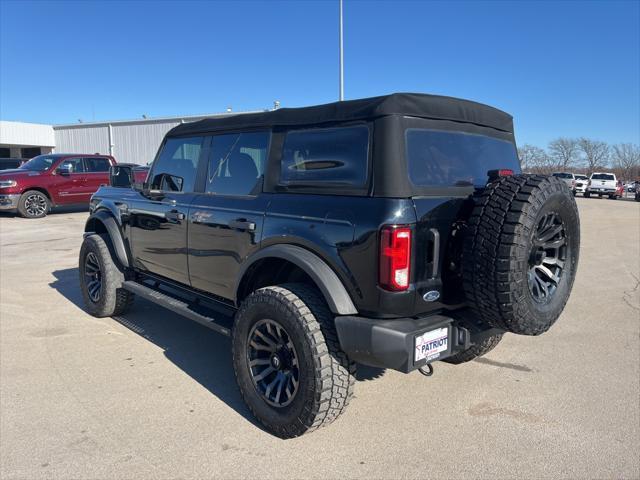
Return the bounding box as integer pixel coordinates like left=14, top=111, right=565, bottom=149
left=527, top=212, right=567, bottom=303
left=247, top=319, right=299, bottom=407
left=84, top=251, right=102, bottom=302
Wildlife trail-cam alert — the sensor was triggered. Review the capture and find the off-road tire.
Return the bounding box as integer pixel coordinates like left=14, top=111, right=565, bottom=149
left=79, top=234, right=134, bottom=317
left=462, top=175, right=580, bottom=336
left=442, top=333, right=503, bottom=364
left=17, top=190, right=50, bottom=218
left=584, top=192, right=590, bottom=198
left=232, top=283, right=355, bottom=438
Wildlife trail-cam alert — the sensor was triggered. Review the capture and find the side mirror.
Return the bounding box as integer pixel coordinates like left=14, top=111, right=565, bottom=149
left=109, top=165, right=134, bottom=188
left=57, top=164, right=72, bottom=176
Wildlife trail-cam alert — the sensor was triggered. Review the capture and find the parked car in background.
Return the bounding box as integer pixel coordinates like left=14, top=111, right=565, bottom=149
left=552, top=172, right=576, bottom=195
left=574, top=174, right=589, bottom=195
left=0, top=154, right=148, bottom=218
left=635, top=182, right=640, bottom=202
left=0, top=158, right=27, bottom=170
left=585, top=172, right=618, bottom=199
left=624, top=182, right=637, bottom=192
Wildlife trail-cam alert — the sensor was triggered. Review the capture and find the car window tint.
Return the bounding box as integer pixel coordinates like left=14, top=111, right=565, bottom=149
left=84, top=157, right=111, bottom=172
left=150, top=137, right=203, bottom=192
left=206, top=131, right=270, bottom=195
left=406, top=129, right=520, bottom=187
left=280, top=126, right=369, bottom=187
left=553, top=173, right=572, bottom=179
left=60, top=157, right=84, bottom=173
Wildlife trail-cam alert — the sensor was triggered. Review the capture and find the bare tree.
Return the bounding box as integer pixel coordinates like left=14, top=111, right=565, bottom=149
left=518, top=144, right=553, bottom=174
left=578, top=138, right=609, bottom=174
left=611, top=143, right=640, bottom=181
left=548, top=138, right=579, bottom=171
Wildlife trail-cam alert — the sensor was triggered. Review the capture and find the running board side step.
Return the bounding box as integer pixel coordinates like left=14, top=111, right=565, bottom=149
left=121, top=280, right=231, bottom=337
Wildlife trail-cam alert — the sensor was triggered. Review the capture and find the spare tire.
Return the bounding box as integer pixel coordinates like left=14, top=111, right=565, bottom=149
left=462, top=175, right=580, bottom=336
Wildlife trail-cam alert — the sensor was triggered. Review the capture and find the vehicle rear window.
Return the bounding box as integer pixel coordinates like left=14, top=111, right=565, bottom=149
left=84, top=157, right=111, bottom=172
left=553, top=173, right=573, bottom=179
left=405, top=129, right=520, bottom=187
left=207, top=131, right=270, bottom=196
left=591, top=173, right=615, bottom=180
left=280, top=126, right=369, bottom=187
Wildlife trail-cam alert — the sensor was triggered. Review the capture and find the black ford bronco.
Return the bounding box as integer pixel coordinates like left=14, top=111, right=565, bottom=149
left=78, top=93, right=580, bottom=438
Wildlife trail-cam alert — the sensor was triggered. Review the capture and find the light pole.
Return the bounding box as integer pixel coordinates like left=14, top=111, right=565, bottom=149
left=339, top=0, right=344, bottom=101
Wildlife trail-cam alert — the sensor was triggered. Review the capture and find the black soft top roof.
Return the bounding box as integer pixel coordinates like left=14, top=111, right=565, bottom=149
left=167, top=92, right=514, bottom=137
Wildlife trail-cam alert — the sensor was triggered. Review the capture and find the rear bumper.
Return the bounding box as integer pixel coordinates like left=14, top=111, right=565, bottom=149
left=334, top=310, right=502, bottom=373
left=0, top=194, right=20, bottom=210
left=587, top=187, right=616, bottom=193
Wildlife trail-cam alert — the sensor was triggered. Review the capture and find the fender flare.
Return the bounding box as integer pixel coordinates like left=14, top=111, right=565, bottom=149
left=237, top=245, right=358, bottom=315
left=84, top=210, right=130, bottom=268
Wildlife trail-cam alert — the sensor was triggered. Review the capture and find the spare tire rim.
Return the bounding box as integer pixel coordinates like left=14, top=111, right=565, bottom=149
left=247, top=319, right=299, bottom=408
left=24, top=193, right=47, bottom=217
left=84, top=252, right=102, bottom=302
left=528, top=212, right=567, bottom=303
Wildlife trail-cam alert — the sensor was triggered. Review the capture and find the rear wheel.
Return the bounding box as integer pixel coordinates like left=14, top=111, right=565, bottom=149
left=584, top=191, right=590, bottom=198
left=463, top=175, right=580, bottom=336
left=443, top=333, right=503, bottom=364
left=79, top=234, right=134, bottom=317
left=232, top=283, right=355, bottom=438
left=17, top=190, right=50, bottom=218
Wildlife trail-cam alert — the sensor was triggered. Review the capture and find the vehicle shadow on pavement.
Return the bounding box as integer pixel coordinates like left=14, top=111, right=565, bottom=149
left=49, top=268, right=386, bottom=431
left=49, top=267, right=264, bottom=431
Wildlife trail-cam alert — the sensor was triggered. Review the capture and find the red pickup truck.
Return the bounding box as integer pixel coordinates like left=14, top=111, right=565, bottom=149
left=0, top=154, right=148, bottom=218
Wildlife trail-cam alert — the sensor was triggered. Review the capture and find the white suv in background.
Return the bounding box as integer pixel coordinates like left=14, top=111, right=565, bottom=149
left=574, top=174, right=589, bottom=195
left=585, top=172, right=617, bottom=199
left=552, top=172, right=576, bottom=195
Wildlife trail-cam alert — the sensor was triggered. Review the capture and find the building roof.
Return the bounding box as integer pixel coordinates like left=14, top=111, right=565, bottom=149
left=167, top=93, right=514, bottom=137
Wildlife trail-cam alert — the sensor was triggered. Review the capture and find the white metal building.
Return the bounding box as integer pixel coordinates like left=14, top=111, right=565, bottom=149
left=0, top=110, right=263, bottom=165
left=0, top=121, right=56, bottom=158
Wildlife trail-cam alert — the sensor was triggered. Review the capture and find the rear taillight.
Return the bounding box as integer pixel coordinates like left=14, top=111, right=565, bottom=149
left=379, top=225, right=412, bottom=291
left=487, top=169, right=514, bottom=181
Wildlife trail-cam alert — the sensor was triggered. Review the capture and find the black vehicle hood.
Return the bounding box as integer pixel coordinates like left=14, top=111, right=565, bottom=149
left=167, top=93, right=514, bottom=136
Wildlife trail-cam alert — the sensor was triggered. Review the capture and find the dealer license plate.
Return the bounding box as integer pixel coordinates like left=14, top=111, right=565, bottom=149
left=414, top=327, right=448, bottom=363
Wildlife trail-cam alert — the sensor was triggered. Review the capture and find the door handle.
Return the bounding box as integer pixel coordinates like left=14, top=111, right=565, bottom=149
left=165, top=210, right=185, bottom=222
left=229, top=219, right=256, bottom=232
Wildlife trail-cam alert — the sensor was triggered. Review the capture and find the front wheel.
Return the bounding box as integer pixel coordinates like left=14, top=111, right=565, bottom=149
left=232, top=283, right=355, bottom=438
left=79, top=234, right=134, bottom=317
left=17, top=190, right=50, bottom=218
left=584, top=192, right=590, bottom=198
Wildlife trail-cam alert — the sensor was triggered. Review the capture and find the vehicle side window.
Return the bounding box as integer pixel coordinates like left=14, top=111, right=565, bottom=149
left=206, top=131, right=270, bottom=196
left=150, top=137, right=203, bottom=193
left=59, top=157, right=84, bottom=173
left=84, top=157, right=111, bottom=172
left=280, top=126, right=369, bottom=187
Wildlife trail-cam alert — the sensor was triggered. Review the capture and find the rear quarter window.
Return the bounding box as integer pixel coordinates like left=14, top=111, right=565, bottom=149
left=280, top=126, right=369, bottom=187
left=406, top=129, right=520, bottom=187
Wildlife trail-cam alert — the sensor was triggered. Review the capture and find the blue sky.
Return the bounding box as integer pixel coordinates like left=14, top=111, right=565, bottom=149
left=1, top=0, right=638, bottom=147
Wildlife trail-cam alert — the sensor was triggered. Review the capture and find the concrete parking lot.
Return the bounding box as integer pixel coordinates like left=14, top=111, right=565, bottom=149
left=1, top=197, right=638, bottom=479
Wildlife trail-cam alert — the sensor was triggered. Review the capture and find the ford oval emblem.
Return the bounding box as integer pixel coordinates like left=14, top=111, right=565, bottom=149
left=423, top=290, right=440, bottom=302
